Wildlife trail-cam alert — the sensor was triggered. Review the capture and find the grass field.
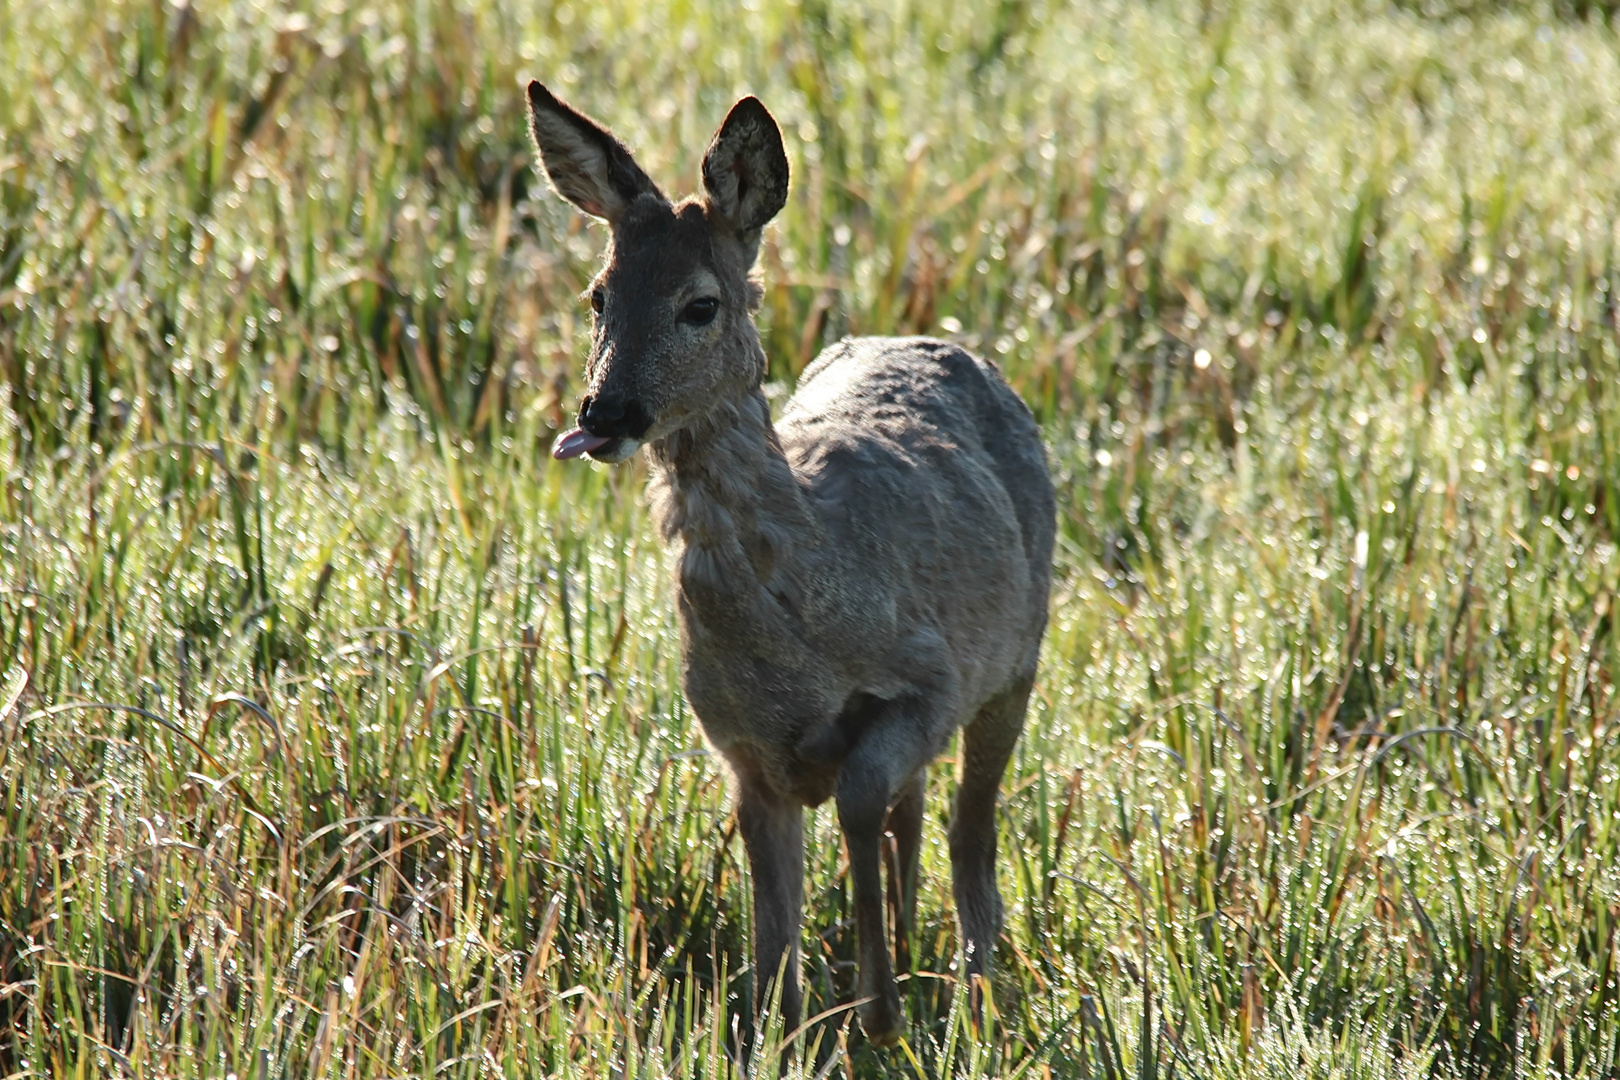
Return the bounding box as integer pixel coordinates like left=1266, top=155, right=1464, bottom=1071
left=4, top=0, right=1620, bottom=1075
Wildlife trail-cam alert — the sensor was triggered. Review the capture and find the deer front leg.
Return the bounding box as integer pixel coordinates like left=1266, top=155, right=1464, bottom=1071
left=737, top=781, right=805, bottom=1039
left=835, top=702, right=935, bottom=1046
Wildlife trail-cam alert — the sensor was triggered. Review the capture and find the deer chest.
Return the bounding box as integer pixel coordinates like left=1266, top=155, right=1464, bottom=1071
left=680, top=620, right=848, bottom=805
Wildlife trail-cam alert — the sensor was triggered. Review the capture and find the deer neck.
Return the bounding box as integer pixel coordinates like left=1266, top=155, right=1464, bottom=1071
left=647, top=387, right=817, bottom=626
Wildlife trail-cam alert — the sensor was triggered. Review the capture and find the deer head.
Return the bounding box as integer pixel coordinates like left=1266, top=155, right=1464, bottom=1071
left=527, top=83, right=790, bottom=463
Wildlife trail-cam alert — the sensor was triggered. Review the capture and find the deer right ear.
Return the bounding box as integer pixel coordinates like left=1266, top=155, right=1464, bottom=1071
left=527, top=81, right=663, bottom=224
left=701, top=97, right=789, bottom=242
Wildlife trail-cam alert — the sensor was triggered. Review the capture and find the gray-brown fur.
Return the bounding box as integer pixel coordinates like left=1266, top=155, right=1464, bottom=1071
left=527, top=83, right=1055, bottom=1047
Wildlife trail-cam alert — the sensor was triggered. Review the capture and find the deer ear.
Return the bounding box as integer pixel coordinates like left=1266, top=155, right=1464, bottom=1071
left=701, top=97, right=789, bottom=242
left=527, top=81, right=662, bottom=224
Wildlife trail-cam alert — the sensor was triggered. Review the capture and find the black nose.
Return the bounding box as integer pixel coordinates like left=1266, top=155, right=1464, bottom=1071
left=579, top=393, right=653, bottom=440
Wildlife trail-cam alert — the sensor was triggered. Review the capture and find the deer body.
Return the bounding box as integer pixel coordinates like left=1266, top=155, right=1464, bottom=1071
left=657, top=339, right=1049, bottom=801
left=527, top=85, right=1054, bottom=1046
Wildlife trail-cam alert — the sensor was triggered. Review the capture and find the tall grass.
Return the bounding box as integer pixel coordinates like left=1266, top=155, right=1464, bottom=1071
left=2, top=0, right=1619, bottom=1075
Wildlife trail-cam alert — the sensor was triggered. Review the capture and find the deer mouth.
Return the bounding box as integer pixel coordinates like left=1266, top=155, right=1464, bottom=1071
left=585, top=436, right=641, bottom=463
left=553, top=391, right=654, bottom=464
left=552, top=427, right=641, bottom=463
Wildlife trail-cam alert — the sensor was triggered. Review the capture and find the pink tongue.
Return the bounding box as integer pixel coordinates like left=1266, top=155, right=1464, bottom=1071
left=552, top=427, right=611, bottom=460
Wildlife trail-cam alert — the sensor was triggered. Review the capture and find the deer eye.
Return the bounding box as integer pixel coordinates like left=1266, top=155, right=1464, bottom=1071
left=681, top=297, right=720, bottom=326
left=589, top=288, right=605, bottom=315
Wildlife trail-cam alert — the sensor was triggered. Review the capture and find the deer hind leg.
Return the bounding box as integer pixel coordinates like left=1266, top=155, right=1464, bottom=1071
left=886, top=771, right=925, bottom=977
left=949, top=674, right=1033, bottom=1018
left=736, top=781, right=805, bottom=1041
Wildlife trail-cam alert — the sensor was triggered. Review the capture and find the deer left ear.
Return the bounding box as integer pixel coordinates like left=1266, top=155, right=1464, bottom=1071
left=701, top=97, right=789, bottom=244
left=527, top=81, right=664, bottom=225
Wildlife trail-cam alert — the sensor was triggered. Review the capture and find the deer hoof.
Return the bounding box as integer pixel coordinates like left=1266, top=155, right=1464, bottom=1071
left=859, top=992, right=904, bottom=1047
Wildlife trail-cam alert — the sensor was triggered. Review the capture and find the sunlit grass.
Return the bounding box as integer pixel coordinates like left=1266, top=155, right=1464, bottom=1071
left=3, top=0, right=1620, bottom=1076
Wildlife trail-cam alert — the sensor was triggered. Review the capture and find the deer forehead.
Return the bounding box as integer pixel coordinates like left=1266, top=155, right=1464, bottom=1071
left=600, top=201, right=746, bottom=303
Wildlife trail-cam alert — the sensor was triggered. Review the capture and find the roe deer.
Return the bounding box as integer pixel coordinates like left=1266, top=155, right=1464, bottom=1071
left=527, top=83, right=1055, bottom=1047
